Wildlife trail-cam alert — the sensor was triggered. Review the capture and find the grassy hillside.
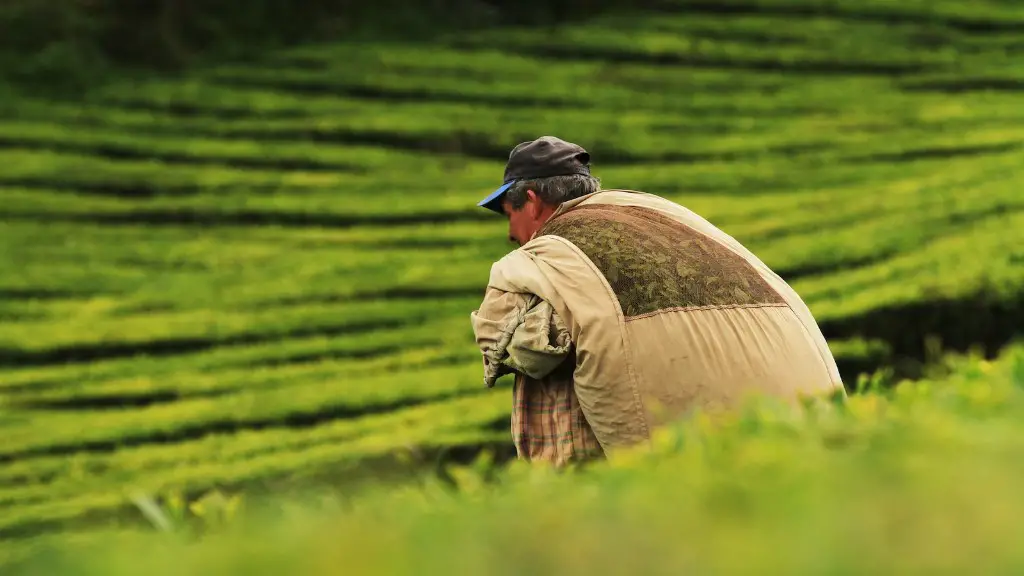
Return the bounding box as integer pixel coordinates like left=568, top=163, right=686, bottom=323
left=1, top=0, right=1023, bottom=563
left=8, top=343, right=1024, bottom=574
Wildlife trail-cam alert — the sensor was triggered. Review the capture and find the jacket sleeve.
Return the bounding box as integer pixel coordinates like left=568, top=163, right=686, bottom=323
left=470, top=286, right=573, bottom=388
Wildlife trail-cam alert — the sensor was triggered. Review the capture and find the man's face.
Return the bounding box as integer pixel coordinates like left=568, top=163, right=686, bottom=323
left=502, top=190, right=555, bottom=246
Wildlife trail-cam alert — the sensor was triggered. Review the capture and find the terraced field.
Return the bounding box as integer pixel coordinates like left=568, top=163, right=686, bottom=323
left=1, top=0, right=1024, bottom=562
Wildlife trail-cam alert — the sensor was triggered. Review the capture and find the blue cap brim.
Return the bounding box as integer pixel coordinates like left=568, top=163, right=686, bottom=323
left=477, top=181, right=514, bottom=214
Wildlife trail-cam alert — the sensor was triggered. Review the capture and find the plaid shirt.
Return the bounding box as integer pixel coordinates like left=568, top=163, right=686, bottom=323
left=510, top=355, right=604, bottom=466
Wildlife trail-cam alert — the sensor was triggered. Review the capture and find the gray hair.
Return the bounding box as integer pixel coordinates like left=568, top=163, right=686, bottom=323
left=504, top=174, right=601, bottom=210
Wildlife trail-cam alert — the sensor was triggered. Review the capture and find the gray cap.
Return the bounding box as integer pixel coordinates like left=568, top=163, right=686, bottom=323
left=477, top=136, right=591, bottom=214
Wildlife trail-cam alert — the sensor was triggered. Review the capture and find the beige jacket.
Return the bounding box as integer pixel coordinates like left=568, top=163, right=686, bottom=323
left=471, top=189, right=844, bottom=453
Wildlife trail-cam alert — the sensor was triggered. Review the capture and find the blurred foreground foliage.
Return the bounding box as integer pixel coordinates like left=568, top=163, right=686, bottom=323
left=9, top=342, right=1024, bottom=574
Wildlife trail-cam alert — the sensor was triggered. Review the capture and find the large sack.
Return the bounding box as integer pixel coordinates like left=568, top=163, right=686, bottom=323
left=472, top=190, right=844, bottom=453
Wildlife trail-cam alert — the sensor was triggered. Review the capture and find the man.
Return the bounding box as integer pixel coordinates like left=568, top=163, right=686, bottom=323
left=470, top=136, right=845, bottom=467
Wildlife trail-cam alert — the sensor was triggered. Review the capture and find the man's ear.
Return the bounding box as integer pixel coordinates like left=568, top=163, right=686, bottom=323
left=525, top=189, right=542, bottom=218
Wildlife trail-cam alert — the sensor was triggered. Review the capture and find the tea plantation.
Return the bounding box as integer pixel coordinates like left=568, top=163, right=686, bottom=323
left=1, top=0, right=1023, bottom=568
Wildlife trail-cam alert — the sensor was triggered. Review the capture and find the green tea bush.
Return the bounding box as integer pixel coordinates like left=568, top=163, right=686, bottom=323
left=0, top=0, right=666, bottom=91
